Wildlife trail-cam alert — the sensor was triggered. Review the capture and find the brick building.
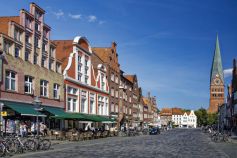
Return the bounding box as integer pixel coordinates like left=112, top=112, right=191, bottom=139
left=124, top=75, right=141, bottom=127
left=231, top=59, right=237, bottom=134
left=92, top=43, right=122, bottom=126
left=0, top=3, right=64, bottom=129
left=54, top=36, right=110, bottom=129
left=208, top=35, right=225, bottom=113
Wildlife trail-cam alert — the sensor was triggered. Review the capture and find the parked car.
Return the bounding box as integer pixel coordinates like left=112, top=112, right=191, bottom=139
left=149, top=127, right=160, bottom=135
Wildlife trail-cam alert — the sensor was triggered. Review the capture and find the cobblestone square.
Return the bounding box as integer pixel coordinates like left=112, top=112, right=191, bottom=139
left=13, top=129, right=237, bottom=158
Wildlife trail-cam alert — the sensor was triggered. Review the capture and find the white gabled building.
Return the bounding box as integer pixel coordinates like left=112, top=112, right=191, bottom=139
left=172, top=108, right=197, bottom=128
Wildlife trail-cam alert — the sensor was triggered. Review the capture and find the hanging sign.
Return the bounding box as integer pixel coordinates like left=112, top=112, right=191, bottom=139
left=1, top=111, right=7, bottom=116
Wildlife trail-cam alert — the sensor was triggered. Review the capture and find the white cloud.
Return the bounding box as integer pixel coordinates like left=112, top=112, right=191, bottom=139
left=88, top=15, right=97, bottom=22
left=53, top=10, right=64, bottom=19
left=224, top=68, right=233, bottom=78
left=68, top=13, right=82, bottom=20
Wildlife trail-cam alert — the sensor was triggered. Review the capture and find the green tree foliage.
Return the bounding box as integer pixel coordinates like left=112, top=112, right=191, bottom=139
left=195, top=108, right=218, bottom=127
left=195, top=108, right=208, bottom=126
left=207, top=113, right=218, bottom=125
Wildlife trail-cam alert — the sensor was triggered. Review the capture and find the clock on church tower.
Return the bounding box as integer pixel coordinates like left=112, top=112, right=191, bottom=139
left=208, top=35, right=225, bottom=113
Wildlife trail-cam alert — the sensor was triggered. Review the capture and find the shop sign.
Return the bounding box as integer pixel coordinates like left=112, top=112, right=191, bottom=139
left=1, top=111, right=7, bottom=116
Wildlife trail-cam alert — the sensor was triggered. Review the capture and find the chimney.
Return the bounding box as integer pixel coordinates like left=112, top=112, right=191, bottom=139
left=112, top=41, right=117, bottom=52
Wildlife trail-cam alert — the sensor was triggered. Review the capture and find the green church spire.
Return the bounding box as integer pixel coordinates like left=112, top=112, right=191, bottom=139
left=210, top=34, right=224, bottom=83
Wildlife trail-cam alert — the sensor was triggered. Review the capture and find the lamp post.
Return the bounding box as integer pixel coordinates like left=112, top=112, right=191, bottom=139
left=33, top=96, right=42, bottom=137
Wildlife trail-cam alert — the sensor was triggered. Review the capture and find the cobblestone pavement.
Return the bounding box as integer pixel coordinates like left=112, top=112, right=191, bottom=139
left=12, top=128, right=237, bottom=158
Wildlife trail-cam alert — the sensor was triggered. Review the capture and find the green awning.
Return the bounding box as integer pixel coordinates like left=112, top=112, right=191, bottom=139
left=43, top=106, right=65, bottom=116
left=82, top=114, right=114, bottom=122
left=1, top=101, right=45, bottom=117
left=51, top=112, right=88, bottom=120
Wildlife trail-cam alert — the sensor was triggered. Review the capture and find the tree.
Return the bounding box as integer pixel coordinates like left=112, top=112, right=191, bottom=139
left=207, top=113, right=218, bottom=125
left=194, top=108, right=218, bottom=127
left=195, top=108, right=208, bottom=127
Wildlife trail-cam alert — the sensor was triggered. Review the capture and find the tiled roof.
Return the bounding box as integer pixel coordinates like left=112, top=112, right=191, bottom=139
left=172, top=108, right=183, bottom=115
left=160, top=108, right=172, bottom=116
left=53, top=40, right=73, bottom=71
left=92, top=47, right=110, bottom=63
left=0, top=16, right=20, bottom=35
left=124, top=75, right=135, bottom=83
left=92, top=47, right=120, bottom=72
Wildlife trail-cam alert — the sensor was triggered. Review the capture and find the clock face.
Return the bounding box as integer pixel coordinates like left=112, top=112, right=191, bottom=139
left=214, top=78, right=221, bottom=85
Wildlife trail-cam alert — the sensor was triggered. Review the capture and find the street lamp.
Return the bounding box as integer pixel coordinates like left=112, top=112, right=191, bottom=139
left=33, top=96, right=42, bottom=137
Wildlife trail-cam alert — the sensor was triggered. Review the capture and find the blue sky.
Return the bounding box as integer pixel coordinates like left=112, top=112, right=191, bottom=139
left=1, top=0, right=237, bottom=110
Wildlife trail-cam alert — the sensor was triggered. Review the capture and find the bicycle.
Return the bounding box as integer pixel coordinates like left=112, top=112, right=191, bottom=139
left=29, top=136, right=51, bottom=151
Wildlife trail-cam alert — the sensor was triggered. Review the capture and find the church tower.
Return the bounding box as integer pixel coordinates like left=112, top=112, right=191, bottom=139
left=208, top=35, right=225, bottom=113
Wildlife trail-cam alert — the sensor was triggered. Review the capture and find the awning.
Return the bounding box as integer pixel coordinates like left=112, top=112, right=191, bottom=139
left=1, top=101, right=45, bottom=117
left=43, top=106, right=65, bottom=116
left=51, top=112, right=88, bottom=120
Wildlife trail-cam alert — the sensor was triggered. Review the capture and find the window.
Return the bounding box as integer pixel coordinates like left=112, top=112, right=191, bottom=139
left=111, top=103, right=114, bottom=112
left=67, top=87, right=78, bottom=95
left=53, top=84, right=60, bottom=99
left=90, top=93, right=95, bottom=114
left=5, top=71, right=16, bottom=91
left=24, top=76, right=33, bottom=94
left=3, top=41, right=10, bottom=53
left=25, top=17, right=31, bottom=29
left=67, top=98, right=71, bottom=111
left=35, top=11, right=41, bottom=20
left=43, top=30, right=48, bottom=38
left=56, top=62, right=61, bottom=73
left=14, top=29, right=21, bottom=41
left=34, top=54, right=38, bottom=64
left=49, top=60, right=53, bottom=70
left=25, top=51, right=29, bottom=61
left=35, top=37, right=39, bottom=47
left=85, top=76, right=88, bottom=84
left=111, top=88, right=114, bottom=97
left=98, top=96, right=104, bottom=115
left=78, top=74, right=81, bottom=81
left=78, top=65, right=81, bottom=73
left=115, top=104, right=118, bottom=113
left=42, top=42, right=47, bottom=52
left=41, top=56, right=46, bottom=67
left=35, top=23, right=40, bottom=31
left=115, top=76, right=118, bottom=84
left=67, top=98, right=77, bottom=112
left=85, top=67, right=88, bottom=75
left=111, top=73, right=114, bottom=81
left=115, top=90, right=118, bottom=98
left=40, top=80, right=48, bottom=97
left=81, top=98, right=86, bottom=113
left=15, top=47, right=20, bottom=58
left=81, top=90, right=87, bottom=113
left=25, top=34, right=30, bottom=44
left=78, top=55, right=81, bottom=63
left=50, top=47, right=55, bottom=58
left=101, top=73, right=105, bottom=91
left=85, top=59, right=88, bottom=67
